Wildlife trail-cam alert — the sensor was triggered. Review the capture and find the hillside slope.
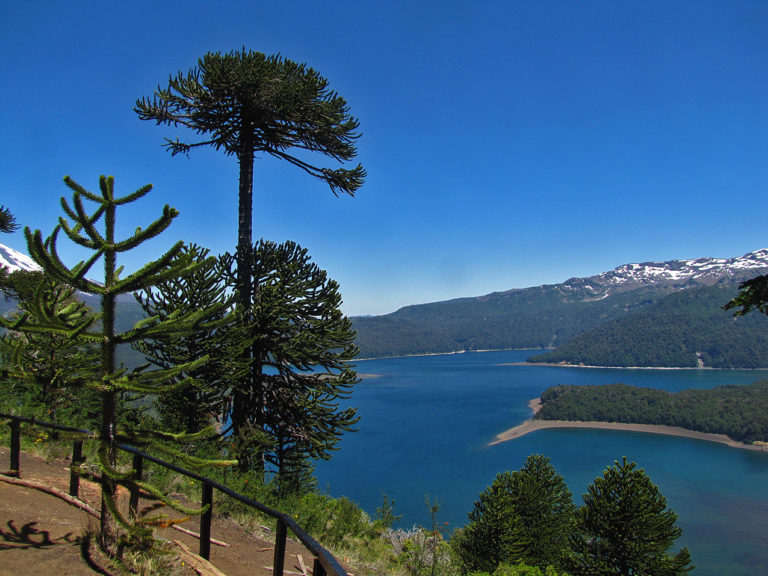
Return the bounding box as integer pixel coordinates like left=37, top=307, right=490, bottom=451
left=528, top=284, right=768, bottom=368
left=353, top=251, right=768, bottom=362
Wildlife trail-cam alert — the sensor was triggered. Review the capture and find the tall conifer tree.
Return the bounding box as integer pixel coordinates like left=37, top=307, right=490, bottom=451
left=24, top=175, right=234, bottom=549
left=453, top=454, right=575, bottom=573
left=220, top=240, right=359, bottom=485
left=135, top=49, right=365, bottom=471
left=132, top=243, right=247, bottom=434
left=0, top=271, right=99, bottom=424
left=567, top=458, right=692, bottom=576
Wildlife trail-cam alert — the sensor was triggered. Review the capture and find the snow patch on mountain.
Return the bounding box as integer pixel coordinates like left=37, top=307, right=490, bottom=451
left=564, top=250, right=768, bottom=297
left=0, top=243, right=41, bottom=273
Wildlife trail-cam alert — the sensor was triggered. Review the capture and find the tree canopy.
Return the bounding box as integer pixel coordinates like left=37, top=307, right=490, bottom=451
left=19, top=174, right=234, bottom=548
left=0, top=270, right=99, bottom=424
left=132, top=244, right=246, bottom=434
left=454, top=455, right=575, bottom=573
left=136, top=49, right=365, bottom=474
left=220, top=239, right=359, bottom=486
left=567, top=458, right=692, bottom=576
left=725, top=274, right=768, bottom=317
left=0, top=205, right=18, bottom=233
left=135, top=48, right=365, bottom=314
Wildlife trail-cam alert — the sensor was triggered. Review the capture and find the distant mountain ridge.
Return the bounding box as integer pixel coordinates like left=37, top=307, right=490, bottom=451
left=5, top=243, right=768, bottom=367
left=555, top=249, right=768, bottom=298
left=352, top=250, right=768, bottom=364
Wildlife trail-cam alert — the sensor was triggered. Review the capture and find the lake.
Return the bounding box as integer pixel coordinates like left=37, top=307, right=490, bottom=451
left=314, top=350, right=768, bottom=576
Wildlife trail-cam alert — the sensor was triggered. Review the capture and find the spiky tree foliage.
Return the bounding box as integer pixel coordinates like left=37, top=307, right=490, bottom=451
left=132, top=243, right=248, bottom=434
left=0, top=205, right=20, bottom=300
left=0, top=205, right=18, bottom=233
left=0, top=270, right=99, bottom=424
left=567, top=458, right=692, bottom=576
left=220, top=240, right=359, bottom=485
left=725, top=274, right=768, bottom=317
left=135, top=48, right=365, bottom=311
left=136, top=50, right=365, bottom=468
left=0, top=269, right=44, bottom=302
left=453, top=455, right=575, bottom=574
left=23, top=174, right=234, bottom=549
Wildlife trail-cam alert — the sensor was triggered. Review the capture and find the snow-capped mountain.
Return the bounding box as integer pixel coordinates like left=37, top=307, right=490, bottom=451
left=0, top=243, right=41, bottom=273
left=559, top=249, right=768, bottom=299
left=354, top=248, right=768, bottom=359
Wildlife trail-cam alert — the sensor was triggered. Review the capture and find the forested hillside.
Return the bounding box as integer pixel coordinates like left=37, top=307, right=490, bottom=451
left=353, top=285, right=670, bottom=358
left=527, top=284, right=768, bottom=368
left=537, top=381, right=768, bottom=443
left=353, top=252, right=768, bottom=367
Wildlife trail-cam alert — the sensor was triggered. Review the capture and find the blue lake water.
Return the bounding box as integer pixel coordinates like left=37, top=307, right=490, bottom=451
left=314, top=350, right=768, bottom=576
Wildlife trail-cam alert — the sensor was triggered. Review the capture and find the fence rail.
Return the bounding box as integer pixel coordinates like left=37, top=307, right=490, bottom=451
left=0, top=412, right=348, bottom=576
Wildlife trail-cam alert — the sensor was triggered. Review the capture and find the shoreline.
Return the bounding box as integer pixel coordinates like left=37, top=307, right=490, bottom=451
left=490, top=398, right=768, bottom=452
left=357, top=349, right=768, bottom=370
left=355, top=348, right=546, bottom=362
left=499, top=361, right=768, bottom=371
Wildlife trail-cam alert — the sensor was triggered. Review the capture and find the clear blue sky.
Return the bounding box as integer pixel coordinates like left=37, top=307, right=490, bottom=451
left=1, top=1, right=766, bottom=316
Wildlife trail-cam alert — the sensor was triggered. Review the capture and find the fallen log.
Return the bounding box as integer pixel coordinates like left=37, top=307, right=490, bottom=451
left=173, top=540, right=228, bottom=576
left=297, top=553, right=310, bottom=576
left=0, top=472, right=99, bottom=518
left=172, top=524, right=230, bottom=547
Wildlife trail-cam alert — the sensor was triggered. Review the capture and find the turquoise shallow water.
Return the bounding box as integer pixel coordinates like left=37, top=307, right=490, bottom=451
left=313, top=350, right=768, bottom=576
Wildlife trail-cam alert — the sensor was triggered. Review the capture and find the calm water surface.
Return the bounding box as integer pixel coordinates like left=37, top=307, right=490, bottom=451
left=314, top=350, right=768, bottom=576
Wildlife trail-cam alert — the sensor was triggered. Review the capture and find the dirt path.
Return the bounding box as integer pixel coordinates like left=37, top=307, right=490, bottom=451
left=0, top=448, right=324, bottom=576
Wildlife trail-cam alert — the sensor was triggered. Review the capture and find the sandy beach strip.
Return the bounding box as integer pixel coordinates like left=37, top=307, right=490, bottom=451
left=490, top=399, right=768, bottom=452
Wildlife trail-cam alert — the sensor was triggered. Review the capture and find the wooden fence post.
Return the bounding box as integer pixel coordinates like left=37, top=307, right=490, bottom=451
left=273, top=517, right=288, bottom=576
left=129, top=452, right=144, bottom=518
left=199, top=482, right=214, bottom=560
left=314, top=556, right=327, bottom=576
left=69, top=440, right=83, bottom=497
left=10, top=418, right=20, bottom=477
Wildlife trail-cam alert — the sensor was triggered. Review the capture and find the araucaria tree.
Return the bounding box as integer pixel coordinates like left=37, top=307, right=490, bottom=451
left=220, top=239, right=359, bottom=486
left=0, top=270, right=99, bottom=424
left=725, top=274, right=768, bottom=317
left=0, top=205, right=18, bottom=233
left=567, top=457, right=692, bottom=576
left=133, top=244, right=245, bottom=434
left=134, top=48, right=365, bottom=315
left=24, top=175, right=232, bottom=549
left=453, top=454, right=575, bottom=573
left=135, top=49, right=365, bottom=471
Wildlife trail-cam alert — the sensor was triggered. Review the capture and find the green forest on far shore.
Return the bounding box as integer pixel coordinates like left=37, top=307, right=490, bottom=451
left=536, top=381, right=768, bottom=443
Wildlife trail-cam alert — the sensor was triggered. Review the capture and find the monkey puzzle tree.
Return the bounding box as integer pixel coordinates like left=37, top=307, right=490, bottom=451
left=220, top=240, right=359, bottom=484
left=135, top=48, right=365, bottom=314
left=725, top=274, right=768, bottom=317
left=132, top=243, right=248, bottom=434
left=0, top=270, right=99, bottom=424
left=0, top=205, right=18, bottom=233
left=567, top=458, right=692, bottom=576
left=453, top=454, right=575, bottom=573
left=135, top=49, right=365, bottom=469
left=0, top=204, right=20, bottom=300
left=23, top=175, right=234, bottom=549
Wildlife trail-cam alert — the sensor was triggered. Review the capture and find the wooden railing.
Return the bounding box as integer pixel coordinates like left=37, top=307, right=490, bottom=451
left=0, top=412, right=348, bottom=576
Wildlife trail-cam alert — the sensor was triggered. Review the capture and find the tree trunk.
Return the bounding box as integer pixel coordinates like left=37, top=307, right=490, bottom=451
left=234, top=137, right=263, bottom=474
left=100, top=200, right=118, bottom=548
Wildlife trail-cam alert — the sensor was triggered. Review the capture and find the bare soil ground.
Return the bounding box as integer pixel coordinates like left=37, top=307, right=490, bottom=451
left=0, top=447, right=325, bottom=576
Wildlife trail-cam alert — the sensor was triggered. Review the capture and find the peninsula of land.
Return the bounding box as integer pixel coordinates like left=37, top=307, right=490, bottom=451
left=490, top=397, right=768, bottom=452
